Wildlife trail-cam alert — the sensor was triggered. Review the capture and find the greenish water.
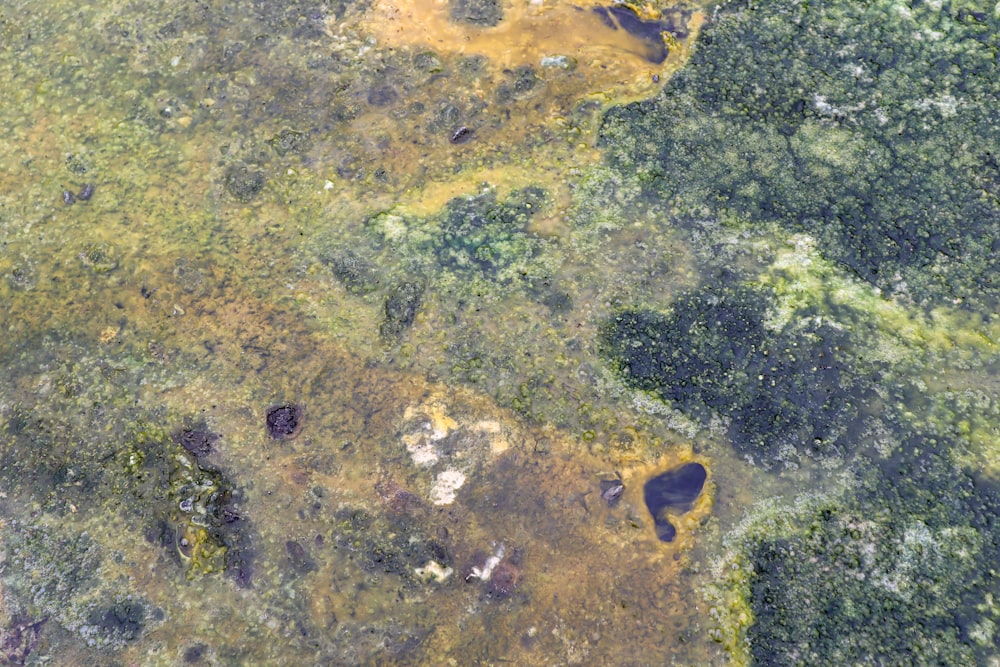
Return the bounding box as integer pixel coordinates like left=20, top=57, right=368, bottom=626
left=2, top=0, right=1000, bottom=665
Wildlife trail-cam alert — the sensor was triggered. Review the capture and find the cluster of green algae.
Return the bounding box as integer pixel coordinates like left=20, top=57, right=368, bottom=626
left=593, top=0, right=1000, bottom=663
left=3, top=0, right=1000, bottom=664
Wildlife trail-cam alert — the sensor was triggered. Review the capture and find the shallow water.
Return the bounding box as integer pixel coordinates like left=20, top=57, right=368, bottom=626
left=2, top=0, right=1000, bottom=665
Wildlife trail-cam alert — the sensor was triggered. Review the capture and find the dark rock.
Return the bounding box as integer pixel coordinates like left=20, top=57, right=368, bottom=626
left=183, top=643, right=208, bottom=663
left=0, top=618, right=46, bottom=666
left=449, top=126, right=474, bottom=144
left=599, top=479, right=625, bottom=506
left=266, top=404, right=302, bottom=439
left=653, top=516, right=677, bottom=542
left=173, top=428, right=219, bottom=457
left=367, top=86, right=399, bottom=107
left=322, top=249, right=380, bottom=294
left=89, top=599, right=145, bottom=643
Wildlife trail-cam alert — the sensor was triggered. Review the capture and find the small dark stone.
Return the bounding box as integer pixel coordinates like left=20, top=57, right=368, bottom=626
left=78, top=183, right=95, bottom=201
left=62, top=190, right=76, bottom=205
left=266, top=404, right=302, bottom=439
left=173, top=428, right=219, bottom=457
left=644, top=462, right=707, bottom=516
left=599, top=479, right=625, bottom=506
left=449, top=126, right=474, bottom=144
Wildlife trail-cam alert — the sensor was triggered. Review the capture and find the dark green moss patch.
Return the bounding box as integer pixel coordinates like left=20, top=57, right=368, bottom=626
left=600, top=0, right=1000, bottom=310
left=435, top=186, right=547, bottom=277
left=603, top=283, right=877, bottom=463
left=746, top=448, right=1000, bottom=665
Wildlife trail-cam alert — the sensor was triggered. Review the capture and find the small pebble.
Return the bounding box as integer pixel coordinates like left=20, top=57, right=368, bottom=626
left=62, top=190, right=76, bottom=205
left=599, top=479, right=625, bottom=506
left=78, top=183, right=95, bottom=201
left=449, top=126, right=474, bottom=144
left=266, top=404, right=302, bottom=439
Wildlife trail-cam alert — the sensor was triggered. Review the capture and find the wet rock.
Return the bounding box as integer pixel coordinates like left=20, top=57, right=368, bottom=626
left=653, top=516, right=677, bottom=542
left=183, top=643, right=208, bottom=663
left=449, top=126, right=474, bottom=144
left=225, top=535, right=255, bottom=589
left=224, top=166, right=266, bottom=202
left=7, top=263, right=37, bottom=291
left=172, top=428, right=219, bottom=457
left=80, top=242, right=119, bottom=273
left=645, top=462, right=706, bottom=514
left=599, top=479, right=625, bottom=506
left=323, top=249, right=380, bottom=294
left=644, top=462, right=707, bottom=542
left=266, top=404, right=302, bottom=439
left=449, top=0, right=502, bottom=26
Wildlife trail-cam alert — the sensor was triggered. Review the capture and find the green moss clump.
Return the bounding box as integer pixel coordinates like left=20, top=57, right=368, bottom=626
left=367, top=185, right=554, bottom=291
left=602, top=282, right=877, bottom=464
left=742, top=447, right=1000, bottom=665
left=600, top=0, right=1000, bottom=310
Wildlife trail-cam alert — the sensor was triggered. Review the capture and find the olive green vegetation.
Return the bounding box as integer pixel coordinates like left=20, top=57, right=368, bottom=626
left=601, top=0, right=1000, bottom=312
left=714, top=440, right=1000, bottom=666
left=594, top=0, right=1000, bottom=662
left=364, top=186, right=555, bottom=296
left=602, top=280, right=879, bottom=467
